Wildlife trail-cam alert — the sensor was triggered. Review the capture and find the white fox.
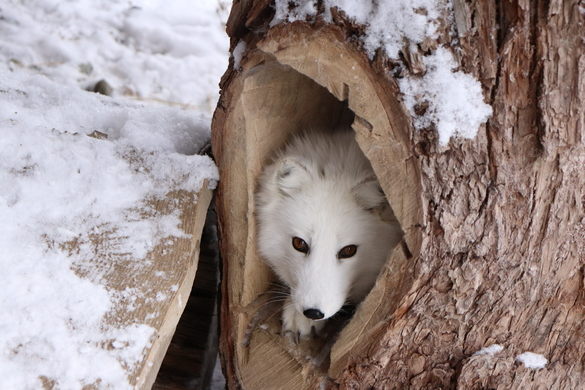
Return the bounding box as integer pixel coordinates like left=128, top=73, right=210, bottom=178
left=255, top=128, right=402, bottom=339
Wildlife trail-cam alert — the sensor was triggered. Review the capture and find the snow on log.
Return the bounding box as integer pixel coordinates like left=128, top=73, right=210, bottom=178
left=0, top=64, right=218, bottom=388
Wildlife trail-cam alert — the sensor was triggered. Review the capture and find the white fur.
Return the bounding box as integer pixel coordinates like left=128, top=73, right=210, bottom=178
left=255, top=128, right=402, bottom=338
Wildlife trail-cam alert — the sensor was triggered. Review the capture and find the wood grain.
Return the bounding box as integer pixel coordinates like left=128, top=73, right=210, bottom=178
left=133, top=187, right=213, bottom=389
left=69, top=185, right=212, bottom=389
left=153, top=205, right=221, bottom=390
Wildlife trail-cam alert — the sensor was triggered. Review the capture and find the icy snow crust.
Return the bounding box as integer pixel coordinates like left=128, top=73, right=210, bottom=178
left=272, top=0, right=492, bottom=145
left=0, top=0, right=225, bottom=388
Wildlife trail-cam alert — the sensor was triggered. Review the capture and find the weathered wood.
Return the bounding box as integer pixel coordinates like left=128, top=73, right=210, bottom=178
left=72, top=185, right=212, bottom=389
left=213, top=0, right=584, bottom=388
left=153, top=205, right=221, bottom=390
left=133, top=188, right=213, bottom=389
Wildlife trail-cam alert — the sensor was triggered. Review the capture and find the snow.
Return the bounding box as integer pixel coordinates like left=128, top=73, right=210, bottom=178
left=516, top=352, right=548, bottom=370
left=473, top=344, right=504, bottom=356
left=324, top=0, right=442, bottom=59
left=399, top=47, right=493, bottom=145
left=272, top=0, right=318, bottom=26
left=0, top=62, right=218, bottom=389
left=233, top=40, right=247, bottom=69
left=272, top=0, right=442, bottom=56
left=0, top=0, right=229, bottom=115
left=473, top=346, right=548, bottom=371
left=0, top=0, right=226, bottom=388
left=271, top=0, right=492, bottom=145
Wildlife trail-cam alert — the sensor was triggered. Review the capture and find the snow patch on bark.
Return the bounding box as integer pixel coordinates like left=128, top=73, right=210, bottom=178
left=271, top=0, right=493, bottom=145
left=399, top=47, right=493, bottom=145
left=516, top=352, right=548, bottom=370
left=272, top=0, right=318, bottom=25
left=273, top=0, right=442, bottom=58
left=323, top=0, right=442, bottom=59
left=473, top=344, right=504, bottom=356
left=233, top=40, right=247, bottom=69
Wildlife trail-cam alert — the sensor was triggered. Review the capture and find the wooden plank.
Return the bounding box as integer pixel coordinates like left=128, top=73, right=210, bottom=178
left=71, top=185, right=213, bottom=389
left=153, top=205, right=221, bottom=390
left=133, top=187, right=213, bottom=389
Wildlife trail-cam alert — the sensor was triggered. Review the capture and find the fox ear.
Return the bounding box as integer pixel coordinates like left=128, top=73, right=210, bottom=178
left=352, top=176, right=386, bottom=210
left=276, top=158, right=311, bottom=196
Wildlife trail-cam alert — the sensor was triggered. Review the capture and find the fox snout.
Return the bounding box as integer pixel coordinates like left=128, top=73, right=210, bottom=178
left=302, top=308, right=324, bottom=320
left=291, top=279, right=347, bottom=321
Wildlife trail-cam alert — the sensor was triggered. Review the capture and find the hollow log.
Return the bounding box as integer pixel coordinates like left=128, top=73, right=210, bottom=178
left=212, top=1, right=584, bottom=388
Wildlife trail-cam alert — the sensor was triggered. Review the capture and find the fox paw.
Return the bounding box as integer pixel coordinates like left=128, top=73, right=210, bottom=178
left=282, top=298, right=325, bottom=343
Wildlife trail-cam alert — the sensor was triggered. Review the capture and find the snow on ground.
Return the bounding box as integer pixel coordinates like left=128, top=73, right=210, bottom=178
left=272, top=0, right=492, bottom=145
left=0, top=0, right=227, bottom=388
left=0, top=0, right=229, bottom=114
left=516, top=352, right=548, bottom=370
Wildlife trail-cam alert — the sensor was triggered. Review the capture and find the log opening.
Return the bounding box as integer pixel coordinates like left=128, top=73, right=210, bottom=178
left=213, top=24, right=424, bottom=388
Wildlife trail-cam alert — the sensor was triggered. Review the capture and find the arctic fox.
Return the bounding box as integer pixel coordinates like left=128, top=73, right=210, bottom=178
left=255, top=127, right=402, bottom=339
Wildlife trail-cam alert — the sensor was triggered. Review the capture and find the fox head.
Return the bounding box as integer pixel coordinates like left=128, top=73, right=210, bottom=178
left=256, top=133, right=402, bottom=322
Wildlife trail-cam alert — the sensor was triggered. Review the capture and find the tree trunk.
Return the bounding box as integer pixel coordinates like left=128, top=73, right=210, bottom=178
left=211, top=1, right=584, bottom=388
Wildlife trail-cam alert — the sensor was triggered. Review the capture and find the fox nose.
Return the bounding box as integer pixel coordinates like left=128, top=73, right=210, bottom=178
left=303, top=308, right=324, bottom=320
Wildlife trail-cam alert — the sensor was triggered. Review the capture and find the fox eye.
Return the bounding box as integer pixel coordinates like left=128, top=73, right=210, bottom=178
left=292, top=237, right=309, bottom=254
left=337, top=245, right=358, bottom=259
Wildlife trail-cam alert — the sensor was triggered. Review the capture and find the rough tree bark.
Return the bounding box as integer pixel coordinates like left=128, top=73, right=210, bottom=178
left=212, top=0, right=584, bottom=388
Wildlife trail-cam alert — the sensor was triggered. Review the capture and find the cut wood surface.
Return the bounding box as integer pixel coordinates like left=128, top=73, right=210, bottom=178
left=134, top=187, right=212, bottom=389
left=153, top=205, right=221, bottom=390
left=213, top=0, right=584, bottom=389
left=72, top=186, right=212, bottom=389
